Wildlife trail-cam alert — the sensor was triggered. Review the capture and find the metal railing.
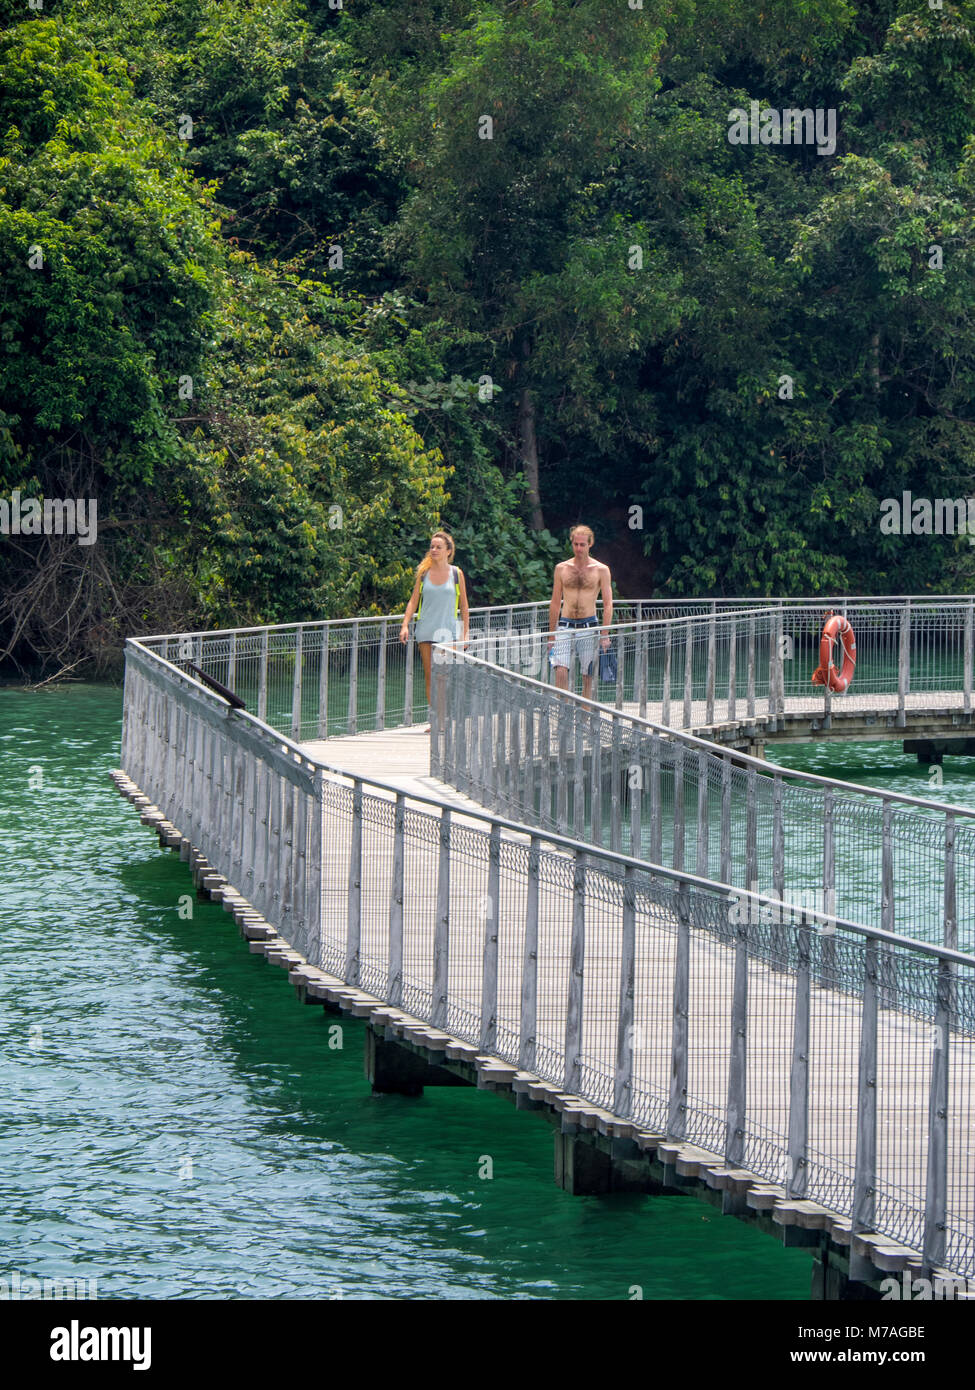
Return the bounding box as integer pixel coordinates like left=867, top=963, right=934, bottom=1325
left=121, top=634, right=975, bottom=1281
left=463, top=598, right=975, bottom=731
left=432, top=636, right=975, bottom=953
left=137, top=603, right=716, bottom=741
left=140, top=595, right=975, bottom=742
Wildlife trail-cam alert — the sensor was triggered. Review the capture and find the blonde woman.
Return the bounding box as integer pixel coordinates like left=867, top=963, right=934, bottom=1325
left=399, top=532, right=470, bottom=722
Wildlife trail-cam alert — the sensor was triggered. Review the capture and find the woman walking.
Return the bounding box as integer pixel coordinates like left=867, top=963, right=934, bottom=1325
left=399, top=532, right=470, bottom=724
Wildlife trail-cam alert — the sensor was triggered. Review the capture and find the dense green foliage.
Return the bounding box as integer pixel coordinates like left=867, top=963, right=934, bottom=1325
left=1, top=0, right=974, bottom=671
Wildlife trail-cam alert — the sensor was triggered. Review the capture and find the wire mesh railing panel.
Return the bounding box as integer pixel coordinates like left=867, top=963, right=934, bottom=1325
left=320, top=780, right=354, bottom=979
left=442, top=819, right=497, bottom=1043
left=628, top=901, right=679, bottom=1133
left=356, top=792, right=397, bottom=1001
left=572, top=862, right=625, bottom=1112
left=443, top=655, right=975, bottom=950
left=873, top=951, right=938, bottom=1257
left=740, top=922, right=798, bottom=1184
left=397, top=805, right=441, bottom=1022
left=802, top=930, right=864, bottom=1218
left=682, top=921, right=735, bottom=1157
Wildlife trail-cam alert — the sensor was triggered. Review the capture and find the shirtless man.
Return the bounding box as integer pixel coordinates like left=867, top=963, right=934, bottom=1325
left=547, top=525, right=613, bottom=700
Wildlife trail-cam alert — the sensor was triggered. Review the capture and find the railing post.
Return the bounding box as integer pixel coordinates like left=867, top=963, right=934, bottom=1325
left=292, top=772, right=309, bottom=951
left=589, top=707, right=603, bottom=847
left=523, top=689, right=536, bottom=819
left=786, top=921, right=811, bottom=1199
left=345, top=778, right=362, bottom=985
left=539, top=701, right=553, bottom=830
left=897, top=601, right=910, bottom=729
left=433, top=809, right=451, bottom=1029
left=777, top=606, right=787, bottom=720
left=922, top=957, right=951, bottom=1273
left=727, top=615, right=737, bottom=723
left=291, top=626, right=303, bottom=741
left=268, top=763, right=283, bottom=920
left=944, top=812, right=957, bottom=952
left=470, top=662, right=483, bottom=800
left=241, top=739, right=258, bottom=897
left=637, top=624, right=648, bottom=720
left=965, top=599, right=973, bottom=715
left=271, top=758, right=290, bottom=914
left=430, top=650, right=443, bottom=780
left=572, top=707, right=585, bottom=839
left=682, top=621, right=693, bottom=729
left=258, top=629, right=269, bottom=723
left=771, top=774, right=786, bottom=968
left=388, top=793, right=405, bottom=1005
left=695, top=750, right=709, bottom=879
left=228, top=631, right=237, bottom=692
left=880, top=799, right=897, bottom=1009
left=307, top=769, right=324, bottom=968
left=377, top=619, right=388, bottom=732
left=745, top=767, right=758, bottom=894
left=767, top=616, right=780, bottom=734
left=511, top=681, right=523, bottom=815
left=497, top=675, right=511, bottom=817
left=610, top=719, right=622, bottom=854
left=720, top=754, right=732, bottom=885
left=706, top=612, right=716, bottom=725
left=850, top=937, right=879, bottom=1282
left=820, top=787, right=836, bottom=988
left=725, top=908, right=749, bottom=1168
left=556, top=699, right=570, bottom=835
left=613, top=864, right=637, bottom=1117
left=661, top=626, right=672, bottom=727
left=672, top=742, right=685, bottom=872
left=317, top=624, right=330, bottom=739
left=480, top=823, right=501, bottom=1053
left=564, top=850, right=586, bottom=1094
left=519, top=835, right=540, bottom=1071
left=281, top=778, right=296, bottom=933
left=615, top=628, right=625, bottom=712
left=347, top=619, right=359, bottom=736
left=746, top=616, right=756, bottom=719
left=443, top=648, right=456, bottom=787
left=645, top=733, right=662, bottom=861
left=404, top=628, right=415, bottom=727
left=667, top=881, right=691, bottom=1139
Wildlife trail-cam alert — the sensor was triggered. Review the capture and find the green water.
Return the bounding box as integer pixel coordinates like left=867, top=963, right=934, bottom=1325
left=0, top=683, right=813, bottom=1300
left=770, top=736, right=975, bottom=813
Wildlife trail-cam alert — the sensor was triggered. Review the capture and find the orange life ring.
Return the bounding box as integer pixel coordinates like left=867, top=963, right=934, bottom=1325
left=811, top=612, right=856, bottom=693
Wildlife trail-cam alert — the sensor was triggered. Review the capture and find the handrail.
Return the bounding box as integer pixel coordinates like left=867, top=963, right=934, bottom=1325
left=135, top=593, right=975, bottom=644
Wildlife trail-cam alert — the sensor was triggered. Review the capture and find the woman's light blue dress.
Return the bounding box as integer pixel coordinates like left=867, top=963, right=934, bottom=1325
left=413, top=568, right=461, bottom=643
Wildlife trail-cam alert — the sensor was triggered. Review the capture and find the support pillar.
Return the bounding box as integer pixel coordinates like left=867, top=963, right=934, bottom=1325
left=364, top=1027, right=467, bottom=1095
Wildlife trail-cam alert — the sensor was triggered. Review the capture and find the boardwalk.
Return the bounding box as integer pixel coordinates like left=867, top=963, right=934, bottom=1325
left=118, top=596, right=975, bottom=1296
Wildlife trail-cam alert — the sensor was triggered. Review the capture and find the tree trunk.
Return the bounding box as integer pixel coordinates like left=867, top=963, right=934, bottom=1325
left=516, top=339, right=545, bottom=532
